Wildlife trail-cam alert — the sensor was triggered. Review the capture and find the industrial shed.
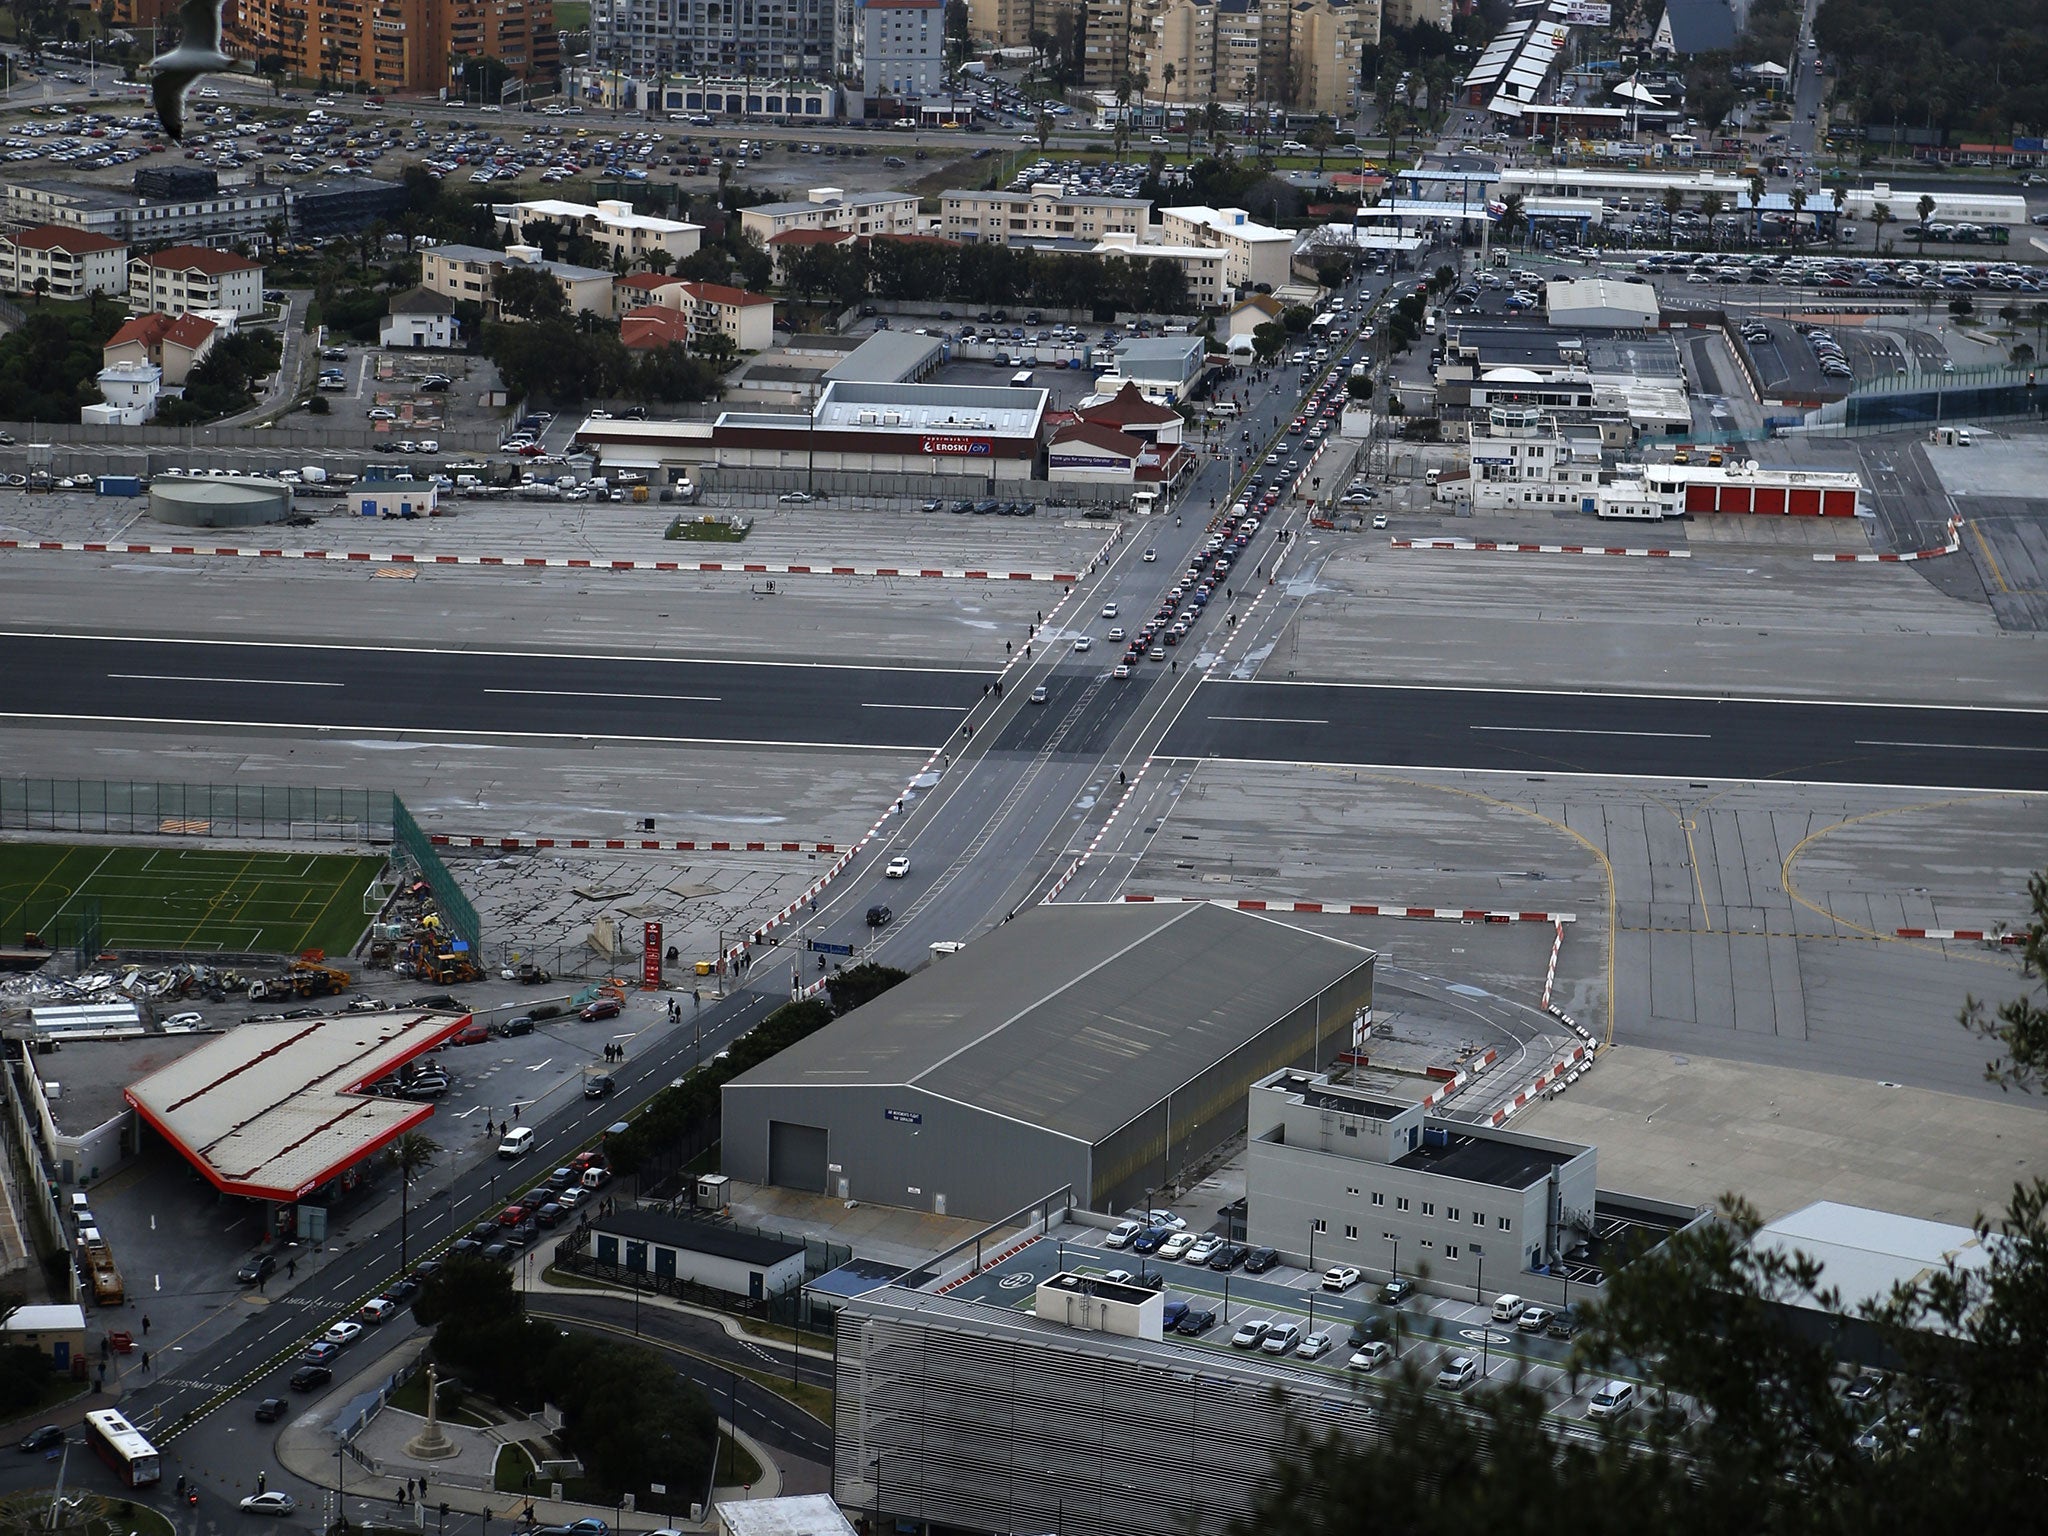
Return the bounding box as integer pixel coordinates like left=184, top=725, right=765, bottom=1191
left=721, top=902, right=1375, bottom=1222
left=1543, top=277, right=1661, bottom=331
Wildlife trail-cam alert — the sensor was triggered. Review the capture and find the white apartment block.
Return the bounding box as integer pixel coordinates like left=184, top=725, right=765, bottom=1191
left=126, top=246, right=264, bottom=318
left=738, top=187, right=923, bottom=244
left=650, top=279, right=778, bottom=352
left=495, top=197, right=703, bottom=266
left=1158, top=204, right=1294, bottom=292
left=421, top=244, right=618, bottom=319
left=942, top=186, right=1151, bottom=246
left=854, top=0, right=945, bottom=96
left=0, top=224, right=127, bottom=299
left=1096, top=232, right=1228, bottom=308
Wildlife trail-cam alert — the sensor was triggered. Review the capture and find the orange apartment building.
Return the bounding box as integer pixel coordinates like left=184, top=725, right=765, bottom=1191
left=222, top=0, right=559, bottom=95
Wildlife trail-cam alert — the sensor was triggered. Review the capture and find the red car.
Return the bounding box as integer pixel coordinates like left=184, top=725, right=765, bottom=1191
left=452, top=1022, right=490, bottom=1046
left=580, top=997, right=622, bottom=1022
left=497, top=1205, right=528, bottom=1226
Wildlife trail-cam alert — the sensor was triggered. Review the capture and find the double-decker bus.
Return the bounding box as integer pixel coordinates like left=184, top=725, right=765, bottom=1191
left=83, top=1410, right=160, bottom=1486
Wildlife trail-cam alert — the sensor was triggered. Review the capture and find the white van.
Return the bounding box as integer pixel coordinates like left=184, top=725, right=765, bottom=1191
left=1490, top=1293, right=1526, bottom=1322
left=497, top=1127, right=535, bottom=1159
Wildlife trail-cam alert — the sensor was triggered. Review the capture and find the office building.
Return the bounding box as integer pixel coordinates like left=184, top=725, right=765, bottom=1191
left=659, top=74, right=839, bottom=120
left=852, top=0, right=946, bottom=98
left=5, top=177, right=287, bottom=247
left=591, top=0, right=832, bottom=83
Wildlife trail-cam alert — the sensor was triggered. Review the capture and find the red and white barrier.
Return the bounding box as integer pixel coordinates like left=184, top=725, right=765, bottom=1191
left=1896, top=927, right=2024, bottom=945
left=1043, top=759, right=1153, bottom=905
left=1490, top=1043, right=1593, bottom=1126
left=0, top=537, right=1110, bottom=586
left=1815, top=514, right=1962, bottom=564
left=1120, top=894, right=1576, bottom=923
left=1392, top=538, right=1688, bottom=559
left=1539, top=919, right=1566, bottom=1011
left=428, top=834, right=840, bottom=853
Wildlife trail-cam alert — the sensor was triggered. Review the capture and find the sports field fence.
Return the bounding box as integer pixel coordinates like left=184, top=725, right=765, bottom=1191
left=0, top=778, right=390, bottom=843
left=390, top=795, right=483, bottom=959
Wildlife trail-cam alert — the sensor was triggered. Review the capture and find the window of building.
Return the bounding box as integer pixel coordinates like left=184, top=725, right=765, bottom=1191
left=1312, top=1218, right=1327, bottom=1234
left=1371, top=1191, right=1384, bottom=1207
left=1445, top=1244, right=1459, bottom=1261
left=1421, top=1202, right=1434, bottom=1217
left=1344, top=1224, right=1358, bottom=1240
left=1446, top=1206, right=1459, bottom=1222
left=1396, top=1197, right=1409, bottom=1212
left=1420, top=1240, right=1434, bottom=1250
left=1498, top=1216, right=1512, bottom=1231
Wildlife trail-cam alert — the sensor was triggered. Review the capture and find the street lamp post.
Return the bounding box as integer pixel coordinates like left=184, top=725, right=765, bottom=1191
left=1474, top=1243, right=1489, bottom=1382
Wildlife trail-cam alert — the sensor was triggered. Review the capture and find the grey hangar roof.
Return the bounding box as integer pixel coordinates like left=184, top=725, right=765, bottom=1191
left=725, top=901, right=1375, bottom=1144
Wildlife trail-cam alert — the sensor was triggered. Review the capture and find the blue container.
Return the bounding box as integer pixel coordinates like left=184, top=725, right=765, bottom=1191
left=95, top=475, right=142, bottom=497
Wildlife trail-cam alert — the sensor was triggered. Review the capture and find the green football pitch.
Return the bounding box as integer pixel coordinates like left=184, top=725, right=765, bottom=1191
left=0, top=843, right=387, bottom=957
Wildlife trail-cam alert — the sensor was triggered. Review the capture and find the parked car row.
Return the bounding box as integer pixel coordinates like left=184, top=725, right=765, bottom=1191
left=1105, top=1216, right=1279, bottom=1273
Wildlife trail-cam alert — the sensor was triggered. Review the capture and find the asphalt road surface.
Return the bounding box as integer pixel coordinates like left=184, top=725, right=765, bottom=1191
left=1164, top=682, right=2048, bottom=793
left=0, top=633, right=982, bottom=750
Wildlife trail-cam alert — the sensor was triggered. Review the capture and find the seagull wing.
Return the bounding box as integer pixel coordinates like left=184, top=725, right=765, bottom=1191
left=177, top=0, right=224, bottom=52
left=151, top=68, right=191, bottom=142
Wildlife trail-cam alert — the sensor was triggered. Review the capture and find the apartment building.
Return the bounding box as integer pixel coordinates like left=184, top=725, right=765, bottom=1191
left=0, top=225, right=127, bottom=300
left=5, top=178, right=287, bottom=247
left=591, top=0, right=832, bottom=83
left=1212, top=0, right=1267, bottom=102
left=965, top=0, right=1080, bottom=47
left=669, top=280, right=778, bottom=351
left=495, top=197, right=703, bottom=266
left=1096, top=231, right=1228, bottom=307
left=127, top=246, right=264, bottom=318
left=1159, top=204, right=1293, bottom=291
left=941, top=186, right=1150, bottom=246
left=421, top=243, right=616, bottom=319
left=1083, top=0, right=1153, bottom=90
left=1381, top=0, right=1449, bottom=27
left=1150, top=0, right=1215, bottom=102
left=231, top=0, right=558, bottom=94
left=852, top=0, right=945, bottom=97
left=1289, top=0, right=1377, bottom=117
left=738, top=187, right=923, bottom=245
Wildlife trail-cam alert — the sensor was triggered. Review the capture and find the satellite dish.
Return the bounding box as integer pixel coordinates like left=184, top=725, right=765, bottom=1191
left=1746, top=459, right=1760, bottom=472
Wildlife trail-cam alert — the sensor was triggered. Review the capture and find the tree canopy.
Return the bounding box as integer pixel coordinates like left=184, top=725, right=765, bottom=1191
left=1814, top=0, right=2048, bottom=140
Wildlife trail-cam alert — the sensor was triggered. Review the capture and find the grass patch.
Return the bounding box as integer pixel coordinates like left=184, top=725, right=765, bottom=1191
left=666, top=513, right=750, bottom=542
left=554, top=0, right=591, bottom=25
left=0, top=842, right=386, bottom=958
left=0, top=1491, right=176, bottom=1536
left=726, top=1359, right=833, bottom=1423
left=716, top=1434, right=763, bottom=1487
left=385, top=1372, right=498, bottom=1426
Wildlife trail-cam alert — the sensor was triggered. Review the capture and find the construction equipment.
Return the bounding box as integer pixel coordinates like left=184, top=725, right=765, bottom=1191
left=403, top=934, right=482, bottom=987
left=247, top=957, right=353, bottom=1001
left=79, top=1231, right=124, bottom=1307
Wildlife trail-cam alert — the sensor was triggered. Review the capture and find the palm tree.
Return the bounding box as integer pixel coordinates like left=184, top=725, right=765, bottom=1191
left=391, top=1130, right=439, bottom=1272
left=1788, top=185, right=1808, bottom=246
left=30, top=275, right=46, bottom=306
left=1498, top=191, right=1526, bottom=246
left=1746, top=173, right=1763, bottom=244
left=1700, top=190, right=1725, bottom=247
left=1662, top=185, right=1684, bottom=238
left=1035, top=108, right=1054, bottom=155
left=646, top=247, right=675, bottom=276
left=1830, top=184, right=1846, bottom=249
left=1870, top=200, right=1891, bottom=253
left=1915, top=192, right=1934, bottom=256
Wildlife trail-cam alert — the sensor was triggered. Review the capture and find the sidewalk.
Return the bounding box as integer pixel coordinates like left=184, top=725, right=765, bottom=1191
left=523, top=1269, right=834, bottom=1362
left=272, top=1337, right=781, bottom=1533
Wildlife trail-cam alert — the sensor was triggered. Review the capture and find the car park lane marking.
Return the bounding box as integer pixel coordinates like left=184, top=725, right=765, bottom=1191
left=108, top=673, right=344, bottom=687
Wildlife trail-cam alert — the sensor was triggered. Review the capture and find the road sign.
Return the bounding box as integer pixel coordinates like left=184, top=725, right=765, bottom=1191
left=808, top=940, right=854, bottom=956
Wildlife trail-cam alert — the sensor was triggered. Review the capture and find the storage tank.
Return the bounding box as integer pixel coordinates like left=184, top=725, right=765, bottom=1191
left=148, top=476, right=293, bottom=528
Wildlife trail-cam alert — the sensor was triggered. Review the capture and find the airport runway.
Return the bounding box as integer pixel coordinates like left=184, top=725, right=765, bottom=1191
left=6, top=634, right=2042, bottom=792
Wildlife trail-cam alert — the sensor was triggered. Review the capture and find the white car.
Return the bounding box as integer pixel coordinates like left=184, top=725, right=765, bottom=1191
left=366, top=407, right=396, bottom=420
left=1030, top=685, right=1048, bottom=704
left=1295, top=1331, right=1333, bottom=1360
left=1587, top=1381, right=1636, bottom=1420
left=322, top=1321, right=364, bottom=1349
left=1140, top=1209, right=1186, bottom=1232
left=1157, top=1231, right=1197, bottom=1261
left=1105, top=1220, right=1142, bottom=1250
left=1321, top=1265, right=1362, bottom=1292
left=1107, top=626, right=1125, bottom=641
left=1072, top=636, right=1092, bottom=652
left=1186, top=1234, right=1223, bottom=1264
left=1372, top=514, right=1389, bottom=530
left=885, top=855, right=911, bottom=878
left=1142, top=548, right=1157, bottom=562
left=240, top=1493, right=297, bottom=1516
left=1112, top=664, right=1131, bottom=679
left=162, top=1011, right=204, bottom=1029
left=1347, top=1341, right=1393, bottom=1372
left=1437, top=1355, right=1480, bottom=1391
left=1101, top=603, right=1118, bottom=618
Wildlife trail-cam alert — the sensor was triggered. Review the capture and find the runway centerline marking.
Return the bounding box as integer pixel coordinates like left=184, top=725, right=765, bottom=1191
left=1856, top=738, right=2048, bottom=754
left=485, top=688, right=721, bottom=703
left=1471, top=726, right=1711, bottom=740
left=861, top=702, right=961, bottom=712
left=1209, top=714, right=1329, bottom=725
left=108, top=673, right=344, bottom=687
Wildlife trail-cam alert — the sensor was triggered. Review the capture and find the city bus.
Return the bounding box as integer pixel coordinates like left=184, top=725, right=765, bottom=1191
left=83, top=1410, right=160, bottom=1486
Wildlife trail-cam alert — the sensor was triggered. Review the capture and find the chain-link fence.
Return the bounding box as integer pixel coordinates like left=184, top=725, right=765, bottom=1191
left=390, top=795, right=483, bottom=957
left=0, top=778, right=388, bottom=842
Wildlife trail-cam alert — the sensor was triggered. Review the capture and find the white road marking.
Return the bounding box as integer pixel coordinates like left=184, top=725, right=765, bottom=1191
left=486, top=688, right=720, bottom=702
left=1209, top=714, right=1328, bottom=725
left=1471, top=726, right=1711, bottom=740
left=861, top=702, right=959, bottom=711
left=1856, top=739, right=2048, bottom=753
left=109, top=673, right=343, bottom=687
